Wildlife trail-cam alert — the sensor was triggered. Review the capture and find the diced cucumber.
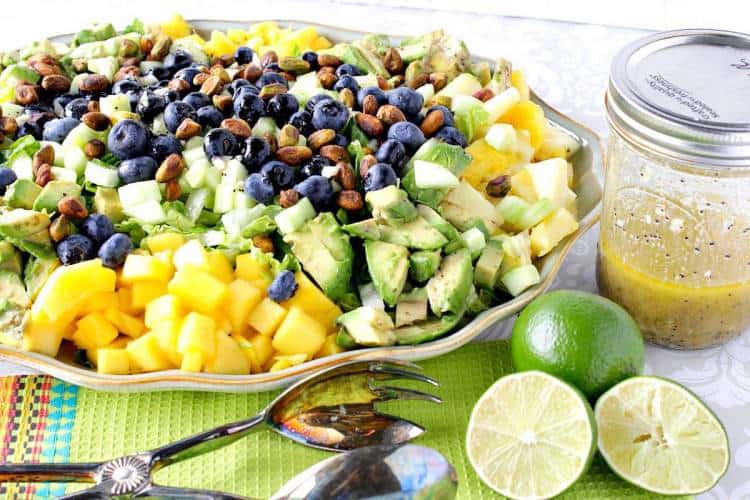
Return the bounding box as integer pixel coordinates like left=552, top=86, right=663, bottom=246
left=185, top=188, right=209, bottom=222
left=185, top=158, right=211, bottom=188
left=461, top=227, right=487, bottom=259
left=413, top=160, right=459, bottom=189
left=416, top=83, right=435, bottom=107
left=50, top=167, right=77, bottom=183
left=221, top=204, right=266, bottom=235
left=485, top=123, right=517, bottom=152
left=0, top=103, right=24, bottom=117
left=519, top=199, right=555, bottom=230
left=63, top=123, right=109, bottom=150
left=183, top=147, right=207, bottom=167
left=177, top=174, right=192, bottom=196
left=212, top=181, right=235, bottom=214
left=233, top=190, right=255, bottom=210
left=435, top=73, right=481, bottom=99
left=63, top=145, right=88, bottom=176
left=500, top=264, right=540, bottom=297
left=274, top=197, right=316, bottom=235
left=10, top=154, right=33, bottom=180
left=123, top=200, right=166, bottom=224
left=170, top=36, right=210, bottom=65
left=184, top=135, right=204, bottom=151
left=451, top=95, right=483, bottom=114
left=84, top=161, right=119, bottom=187
left=39, top=141, right=65, bottom=167
left=87, top=56, right=119, bottom=82
left=222, top=159, right=248, bottom=184
left=204, top=166, right=222, bottom=190
left=152, top=113, right=168, bottom=136
left=353, top=74, right=378, bottom=89
left=139, top=61, right=163, bottom=75
left=118, top=180, right=162, bottom=208
left=359, top=282, right=385, bottom=310
left=252, top=117, right=278, bottom=138
left=484, top=87, right=521, bottom=123
left=199, top=230, right=226, bottom=247
left=100, top=94, right=131, bottom=116
left=496, top=195, right=530, bottom=227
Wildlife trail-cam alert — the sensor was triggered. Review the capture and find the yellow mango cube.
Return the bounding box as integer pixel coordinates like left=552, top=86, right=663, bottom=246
left=168, top=267, right=228, bottom=315
left=530, top=208, right=579, bottom=257
left=88, top=336, right=130, bottom=365
left=226, top=280, right=263, bottom=336
left=161, top=14, right=191, bottom=39
left=511, top=69, right=530, bottom=101
left=96, top=349, right=130, bottom=375
left=152, top=318, right=183, bottom=367
left=146, top=232, right=185, bottom=253
left=121, top=255, right=173, bottom=284
left=80, top=291, right=119, bottom=314
left=208, top=251, right=234, bottom=283
left=22, top=315, right=65, bottom=357
left=232, top=334, right=261, bottom=373
left=126, top=333, right=170, bottom=372
left=131, top=281, right=169, bottom=310
left=500, top=101, right=546, bottom=150
left=272, top=307, right=326, bottom=357
left=173, top=240, right=209, bottom=271
left=226, top=28, right=249, bottom=44
left=177, top=312, right=216, bottom=359
left=282, top=272, right=342, bottom=331
left=152, top=250, right=175, bottom=274
left=144, top=294, right=183, bottom=328
left=180, top=350, right=203, bottom=372
left=73, top=312, right=118, bottom=350
left=235, top=253, right=271, bottom=282
left=205, top=334, right=251, bottom=375
left=248, top=334, right=274, bottom=368
left=247, top=298, right=287, bottom=336
left=269, top=354, right=307, bottom=372
left=314, top=334, right=345, bottom=359
left=104, top=308, right=145, bottom=338
left=118, top=287, right=138, bottom=315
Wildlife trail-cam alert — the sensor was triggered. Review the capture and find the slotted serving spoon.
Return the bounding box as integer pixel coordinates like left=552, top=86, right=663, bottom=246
left=0, top=359, right=441, bottom=498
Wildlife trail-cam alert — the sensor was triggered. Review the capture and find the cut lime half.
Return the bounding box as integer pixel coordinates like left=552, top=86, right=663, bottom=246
left=595, top=376, right=729, bottom=495
left=466, top=371, right=596, bottom=500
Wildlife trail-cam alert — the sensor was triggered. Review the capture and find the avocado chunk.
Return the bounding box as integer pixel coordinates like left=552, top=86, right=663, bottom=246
left=93, top=187, right=125, bottom=223
left=424, top=34, right=470, bottom=79
left=0, top=210, right=55, bottom=259
left=343, top=215, right=448, bottom=250
left=409, top=250, right=441, bottom=282
left=342, top=218, right=381, bottom=240
left=323, top=43, right=388, bottom=78
left=33, top=181, right=82, bottom=212
left=394, top=312, right=463, bottom=345
left=0, top=270, right=30, bottom=347
left=395, top=287, right=428, bottom=327
left=23, top=256, right=60, bottom=301
left=401, top=139, right=472, bottom=208
left=355, top=34, right=390, bottom=56
left=0, top=64, right=41, bottom=87
left=93, top=23, right=116, bottom=41
left=365, top=186, right=417, bottom=223
left=426, top=248, right=473, bottom=316
left=335, top=328, right=357, bottom=349
left=283, top=212, right=353, bottom=301
left=467, top=285, right=495, bottom=315
left=474, top=239, right=504, bottom=289
left=398, top=30, right=444, bottom=62
left=0, top=241, right=22, bottom=274
left=336, top=306, right=396, bottom=346
left=439, top=180, right=502, bottom=233
left=19, top=39, right=58, bottom=60
left=5, top=179, right=42, bottom=209
left=416, top=204, right=463, bottom=251
left=364, top=240, right=409, bottom=307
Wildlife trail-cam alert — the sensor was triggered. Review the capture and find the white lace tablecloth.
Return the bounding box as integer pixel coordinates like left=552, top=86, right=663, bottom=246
left=1, top=2, right=748, bottom=497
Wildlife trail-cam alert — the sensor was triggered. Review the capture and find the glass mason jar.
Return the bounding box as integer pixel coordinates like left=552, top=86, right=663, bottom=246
left=599, top=30, right=750, bottom=349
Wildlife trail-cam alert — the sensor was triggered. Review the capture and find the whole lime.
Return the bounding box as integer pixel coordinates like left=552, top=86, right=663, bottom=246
left=511, top=290, right=644, bottom=399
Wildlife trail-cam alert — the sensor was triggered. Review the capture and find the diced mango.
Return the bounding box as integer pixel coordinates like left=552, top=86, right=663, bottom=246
left=319, top=307, right=344, bottom=333
left=205, top=334, right=251, bottom=375
left=247, top=298, right=287, bottom=336
left=226, top=28, right=249, bottom=44
left=80, top=291, right=119, bottom=314
left=88, top=336, right=130, bottom=365
left=282, top=272, right=337, bottom=315
left=248, top=334, right=274, bottom=368
left=22, top=315, right=65, bottom=357
left=235, top=253, right=272, bottom=283
left=462, top=138, right=530, bottom=196
left=118, top=287, right=138, bottom=315
left=73, top=312, right=118, bottom=350
left=145, top=294, right=183, bottom=328
left=151, top=318, right=183, bottom=366
left=104, top=308, right=145, bottom=338
left=500, top=101, right=546, bottom=150
left=315, top=334, right=345, bottom=358
left=96, top=349, right=130, bottom=375
left=146, top=232, right=186, bottom=253
left=530, top=208, right=579, bottom=257
left=168, top=267, right=229, bottom=315
left=232, top=334, right=261, bottom=373
left=177, top=312, right=216, bottom=359
left=269, top=353, right=307, bottom=372
left=511, top=69, right=530, bottom=101
left=121, top=255, right=173, bottom=284
left=131, top=281, right=169, bottom=310
left=161, top=14, right=191, bottom=39
left=226, top=280, right=263, bottom=336
left=126, top=333, right=171, bottom=372
left=180, top=350, right=203, bottom=372
left=208, top=251, right=234, bottom=283
left=272, top=307, right=326, bottom=357
left=269, top=358, right=291, bottom=372
left=173, top=239, right=210, bottom=271
left=152, top=250, right=176, bottom=275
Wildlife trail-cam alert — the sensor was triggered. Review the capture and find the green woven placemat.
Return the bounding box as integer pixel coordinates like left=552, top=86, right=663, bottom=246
left=67, top=341, right=678, bottom=498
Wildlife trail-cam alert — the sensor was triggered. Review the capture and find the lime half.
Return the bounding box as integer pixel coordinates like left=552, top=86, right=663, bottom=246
left=595, top=376, right=729, bottom=495
left=466, top=371, right=596, bottom=499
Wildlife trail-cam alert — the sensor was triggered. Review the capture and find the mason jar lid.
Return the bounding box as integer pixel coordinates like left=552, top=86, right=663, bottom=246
left=606, top=29, right=750, bottom=167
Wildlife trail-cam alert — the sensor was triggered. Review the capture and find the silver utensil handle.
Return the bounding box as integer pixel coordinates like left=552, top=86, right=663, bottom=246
left=0, top=462, right=100, bottom=483
left=138, top=484, right=253, bottom=499
left=150, top=412, right=266, bottom=467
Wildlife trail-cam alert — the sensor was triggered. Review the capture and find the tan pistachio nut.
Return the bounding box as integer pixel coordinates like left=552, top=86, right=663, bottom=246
left=121, top=56, right=140, bottom=68
left=429, top=72, right=448, bottom=92
left=376, top=75, right=390, bottom=90
left=252, top=234, right=275, bottom=253
left=472, top=88, right=494, bottom=102
left=167, top=78, right=190, bottom=94
left=307, top=128, right=336, bottom=150
left=0, top=132, right=5, bottom=144
left=406, top=73, right=429, bottom=89
left=155, top=153, right=186, bottom=182
left=71, top=58, right=88, bottom=73
left=175, top=118, right=201, bottom=140
left=210, top=66, right=231, bottom=84
left=87, top=100, right=100, bottom=113
left=276, top=145, right=312, bottom=166
left=219, top=54, right=235, bottom=67
left=193, top=72, right=210, bottom=87
left=336, top=190, right=364, bottom=211
left=362, top=94, right=379, bottom=115
left=31, top=62, right=61, bottom=78
left=33, top=146, right=55, bottom=173
left=139, top=36, right=154, bottom=54
left=164, top=180, right=182, bottom=201
left=35, top=163, right=52, bottom=187
left=79, top=74, right=109, bottom=94
left=261, top=51, right=278, bottom=67
left=150, top=35, right=171, bottom=60
left=419, top=109, right=445, bottom=137
left=383, top=48, right=404, bottom=75
left=240, top=64, right=262, bottom=82
left=279, top=189, right=300, bottom=208
left=57, top=195, right=87, bottom=219
left=320, top=144, right=350, bottom=164
left=84, top=139, right=106, bottom=159
left=376, top=104, right=406, bottom=126
left=15, top=84, right=40, bottom=105
left=49, top=215, right=73, bottom=243
left=387, top=75, right=404, bottom=88
left=41, top=74, right=71, bottom=94
left=486, top=175, right=511, bottom=197
left=278, top=56, right=310, bottom=74
left=263, top=132, right=278, bottom=153
left=118, top=38, right=139, bottom=57
left=359, top=154, right=377, bottom=178
left=221, top=118, right=252, bottom=139
left=317, top=54, right=342, bottom=67
left=339, top=87, right=355, bottom=108
left=355, top=113, right=384, bottom=137
left=113, top=66, right=139, bottom=82
left=0, top=116, right=18, bottom=137
left=81, top=112, right=110, bottom=131
left=335, top=162, right=356, bottom=190
left=277, top=124, right=300, bottom=148
left=259, top=82, right=288, bottom=100
left=213, top=94, right=233, bottom=113
left=317, top=70, right=337, bottom=89
left=200, top=75, right=224, bottom=96
left=432, top=94, right=452, bottom=108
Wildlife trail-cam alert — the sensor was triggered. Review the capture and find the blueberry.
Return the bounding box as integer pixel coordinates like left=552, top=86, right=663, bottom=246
left=164, top=101, right=197, bottom=134
left=241, top=137, right=272, bottom=171
left=375, top=139, right=407, bottom=171
left=42, top=117, right=79, bottom=143
left=304, top=94, right=333, bottom=114
left=299, top=155, right=330, bottom=179
left=183, top=91, right=211, bottom=110
left=363, top=163, right=397, bottom=192
left=17, top=121, right=42, bottom=140
left=52, top=94, right=76, bottom=116
left=260, top=160, right=295, bottom=189
left=424, top=105, right=455, bottom=128
left=233, top=85, right=259, bottom=101
left=125, top=89, right=142, bottom=111
left=234, top=46, right=254, bottom=65
left=266, top=93, right=299, bottom=126
left=267, top=270, right=298, bottom=302
left=163, top=50, right=193, bottom=75
left=301, top=51, right=319, bottom=70
left=98, top=233, right=132, bottom=269
left=173, top=67, right=201, bottom=88
left=434, top=126, right=467, bottom=148
left=357, top=86, right=387, bottom=108
left=288, top=110, right=314, bottom=136
left=263, top=62, right=282, bottom=73
left=118, top=156, right=158, bottom=184
left=387, top=121, right=425, bottom=154
left=232, top=92, right=265, bottom=125
left=332, top=133, right=349, bottom=147
left=64, top=98, right=89, bottom=120
left=196, top=105, right=224, bottom=128
left=136, top=90, right=166, bottom=122
left=256, top=72, right=287, bottom=89
left=155, top=87, right=181, bottom=103
left=147, top=66, right=171, bottom=81
left=336, top=63, right=361, bottom=77
left=108, top=119, right=150, bottom=160
left=387, top=87, right=424, bottom=118
left=24, top=106, right=56, bottom=127
left=244, top=173, right=275, bottom=204
left=79, top=214, right=114, bottom=246
left=112, top=78, right=140, bottom=95
left=56, top=234, right=95, bottom=265
left=203, top=128, right=238, bottom=158
left=295, top=175, right=334, bottom=210
left=149, top=135, right=182, bottom=164
left=229, top=79, right=252, bottom=96
left=311, top=99, right=350, bottom=132
left=0, top=167, right=17, bottom=195
left=333, top=74, right=359, bottom=95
